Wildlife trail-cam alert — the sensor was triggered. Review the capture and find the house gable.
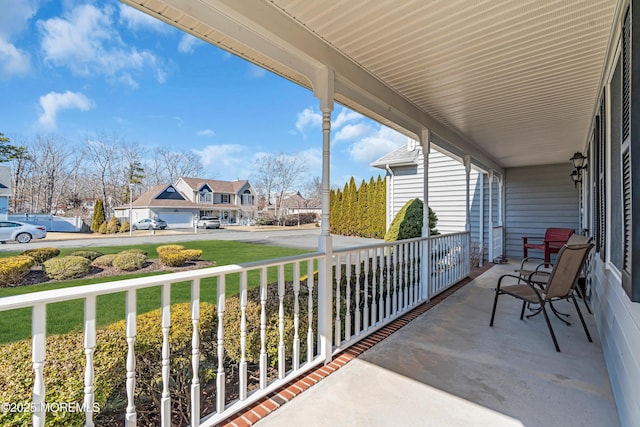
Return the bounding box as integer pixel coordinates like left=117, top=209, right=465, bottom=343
left=155, top=185, right=186, bottom=200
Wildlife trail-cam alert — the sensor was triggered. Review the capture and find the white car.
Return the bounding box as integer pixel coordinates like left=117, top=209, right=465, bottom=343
left=197, top=216, right=221, bottom=229
left=0, top=221, right=47, bottom=243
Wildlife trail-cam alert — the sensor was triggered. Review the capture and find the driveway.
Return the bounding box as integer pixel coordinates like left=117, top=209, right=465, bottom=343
left=0, top=227, right=382, bottom=252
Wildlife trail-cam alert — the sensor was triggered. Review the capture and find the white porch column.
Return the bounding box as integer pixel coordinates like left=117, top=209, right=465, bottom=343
left=478, top=173, right=484, bottom=267
left=488, top=171, right=494, bottom=262
left=498, top=175, right=504, bottom=227
left=464, top=155, right=472, bottom=232
left=314, top=67, right=334, bottom=364
left=419, top=129, right=431, bottom=301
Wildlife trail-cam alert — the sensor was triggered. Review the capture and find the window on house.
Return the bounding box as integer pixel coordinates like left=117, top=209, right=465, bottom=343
left=200, top=192, right=212, bottom=203
left=593, top=95, right=606, bottom=262
left=610, top=50, right=623, bottom=271
left=222, top=194, right=230, bottom=204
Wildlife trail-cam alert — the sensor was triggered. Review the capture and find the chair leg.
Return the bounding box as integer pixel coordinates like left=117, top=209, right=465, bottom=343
left=490, top=289, right=501, bottom=326
left=574, top=284, right=592, bottom=314
left=520, top=301, right=527, bottom=320
left=571, top=295, right=593, bottom=342
left=540, top=304, right=561, bottom=352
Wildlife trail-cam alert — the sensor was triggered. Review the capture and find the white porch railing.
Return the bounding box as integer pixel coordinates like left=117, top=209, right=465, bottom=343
left=0, top=232, right=470, bottom=426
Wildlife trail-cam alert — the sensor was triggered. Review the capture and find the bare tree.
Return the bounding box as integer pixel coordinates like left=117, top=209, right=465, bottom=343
left=27, top=136, right=70, bottom=213
left=83, top=133, right=123, bottom=215
left=251, top=152, right=307, bottom=223
left=144, top=148, right=206, bottom=186
left=303, top=176, right=322, bottom=207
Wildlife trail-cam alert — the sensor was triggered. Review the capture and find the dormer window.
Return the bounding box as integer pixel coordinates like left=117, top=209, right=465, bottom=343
left=221, top=194, right=230, bottom=204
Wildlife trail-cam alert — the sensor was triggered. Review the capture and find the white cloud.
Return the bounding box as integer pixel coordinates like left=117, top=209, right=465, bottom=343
left=0, top=0, right=40, bottom=78
left=178, top=34, right=203, bottom=54
left=197, top=129, right=215, bottom=137
left=334, top=123, right=371, bottom=143
left=119, top=4, right=169, bottom=33
left=348, top=125, right=406, bottom=165
left=38, top=4, right=167, bottom=85
left=295, top=107, right=322, bottom=134
left=247, top=63, right=267, bottom=79
left=38, top=90, right=94, bottom=129
left=192, top=144, right=253, bottom=178
left=332, top=108, right=362, bottom=128
left=0, top=38, right=30, bottom=78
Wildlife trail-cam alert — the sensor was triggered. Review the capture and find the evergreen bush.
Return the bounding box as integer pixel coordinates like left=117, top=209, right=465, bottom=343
left=112, top=252, right=146, bottom=271
left=98, top=222, right=108, bottom=234
left=106, top=217, right=121, bottom=234
left=91, top=199, right=106, bottom=232
left=21, top=247, right=60, bottom=265
left=156, top=245, right=185, bottom=256
left=384, top=198, right=439, bottom=242
left=43, top=256, right=91, bottom=280
left=0, top=256, right=35, bottom=287
left=92, top=254, right=117, bottom=267
left=67, top=250, right=104, bottom=261
left=119, top=221, right=130, bottom=233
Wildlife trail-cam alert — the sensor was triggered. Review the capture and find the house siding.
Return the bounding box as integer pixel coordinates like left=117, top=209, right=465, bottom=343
left=504, top=164, right=579, bottom=259
left=591, top=258, right=640, bottom=427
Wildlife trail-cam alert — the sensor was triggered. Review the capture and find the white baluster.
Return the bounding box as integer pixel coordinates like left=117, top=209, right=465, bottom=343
left=191, top=279, right=201, bottom=427
left=161, top=284, right=171, bottom=427
left=393, top=245, right=399, bottom=314
left=371, top=247, right=377, bottom=327
left=307, top=260, right=314, bottom=362
left=239, top=271, right=248, bottom=401
left=334, top=256, right=341, bottom=346
left=378, top=247, right=384, bottom=324
left=259, top=268, right=268, bottom=389
left=293, top=262, right=300, bottom=371
left=403, top=243, right=408, bottom=310
left=344, top=253, right=351, bottom=341
left=385, top=246, right=391, bottom=318
left=277, top=264, right=286, bottom=379
left=216, top=276, right=226, bottom=414
left=363, top=249, right=369, bottom=330
left=32, top=304, right=46, bottom=427
left=84, top=296, right=96, bottom=427
left=125, top=290, right=137, bottom=426
left=354, top=251, right=360, bottom=335
left=408, top=242, right=414, bottom=306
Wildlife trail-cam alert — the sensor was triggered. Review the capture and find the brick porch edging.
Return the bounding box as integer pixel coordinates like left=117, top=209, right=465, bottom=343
left=219, top=263, right=494, bottom=427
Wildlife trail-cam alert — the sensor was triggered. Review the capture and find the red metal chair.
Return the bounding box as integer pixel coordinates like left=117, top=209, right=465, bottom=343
left=522, top=227, right=575, bottom=265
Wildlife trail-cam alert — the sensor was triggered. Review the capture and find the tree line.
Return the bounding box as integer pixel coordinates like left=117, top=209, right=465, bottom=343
left=0, top=132, right=206, bottom=218
left=330, top=176, right=386, bottom=238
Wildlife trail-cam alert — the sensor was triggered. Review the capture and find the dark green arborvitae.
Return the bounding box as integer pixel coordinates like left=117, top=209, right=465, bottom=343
left=91, top=199, right=106, bottom=232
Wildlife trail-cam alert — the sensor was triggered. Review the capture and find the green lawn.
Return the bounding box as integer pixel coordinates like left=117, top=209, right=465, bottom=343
left=0, top=240, right=313, bottom=343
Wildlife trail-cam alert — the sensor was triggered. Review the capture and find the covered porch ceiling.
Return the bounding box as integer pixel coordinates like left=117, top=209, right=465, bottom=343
left=123, top=0, right=621, bottom=171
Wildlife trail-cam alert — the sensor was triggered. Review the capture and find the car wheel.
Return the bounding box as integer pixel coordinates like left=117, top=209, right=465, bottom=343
left=16, top=233, right=32, bottom=243
left=132, top=225, right=137, bottom=231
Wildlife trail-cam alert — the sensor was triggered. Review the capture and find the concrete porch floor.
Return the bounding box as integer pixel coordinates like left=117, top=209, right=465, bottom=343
left=254, top=261, right=619, bottom=427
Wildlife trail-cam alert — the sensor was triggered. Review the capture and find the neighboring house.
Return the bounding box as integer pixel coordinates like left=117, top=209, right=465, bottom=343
left=264, top=192, right=321, bottom=217
left=114, top=178, right=257, bottom=228
left=0, top=166, right=10, bottom=221
left=372, top=140, right=499, bottom=262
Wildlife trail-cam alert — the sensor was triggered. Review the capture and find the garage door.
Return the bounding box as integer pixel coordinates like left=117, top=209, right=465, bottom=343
left=157, top=212, right=193, bottom=229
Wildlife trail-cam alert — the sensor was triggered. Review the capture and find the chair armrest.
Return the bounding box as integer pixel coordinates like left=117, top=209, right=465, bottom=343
left=522, top=236, right=544, bottom=244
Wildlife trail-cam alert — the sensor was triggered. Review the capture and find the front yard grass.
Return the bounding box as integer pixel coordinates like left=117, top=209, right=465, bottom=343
left=0, top=240, right=312, bottom=343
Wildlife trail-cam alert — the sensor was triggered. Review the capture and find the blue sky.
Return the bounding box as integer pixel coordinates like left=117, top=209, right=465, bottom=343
left=0, top=0, right=407, bottom=190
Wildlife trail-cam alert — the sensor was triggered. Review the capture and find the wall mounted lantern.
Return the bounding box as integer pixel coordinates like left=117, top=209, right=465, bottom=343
left=570, top=152, right=588, bottom=188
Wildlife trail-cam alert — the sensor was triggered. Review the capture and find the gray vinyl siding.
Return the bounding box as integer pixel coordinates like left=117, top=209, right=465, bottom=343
left=504, top=164, right=579, bottom=259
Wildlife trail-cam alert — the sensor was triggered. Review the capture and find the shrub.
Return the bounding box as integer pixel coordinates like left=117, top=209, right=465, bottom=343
left=119, top=221, right=130, bottom=233
left=156, top=244, right=185, bottom=256
left=119, top=248, right=148, bottom=256
left=0, top=303, right=217, bottom=426
left=181, top=249, right=202, bottom=261
left=91, top=199, right=106, bottom=232
left=21, top=247, right=60, bottom=264
left=0, top=256, right=35, bottom=287
left=92, top=254, right=117, bottom=267
left=159, top=251, right=191, bottom=267
left=106, top=217, right=121, bottom=234
left=112, top=252, right=146, bottom=271
left=98, top=222, right=108, bottom=234
left=384, top=199, right=439, bottom=242
left=43, top=256, right=91, bottom=280
left=67, top=250, right=104, bottom=261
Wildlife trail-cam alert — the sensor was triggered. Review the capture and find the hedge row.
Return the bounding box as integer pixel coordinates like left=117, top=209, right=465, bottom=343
left=330, top=175, right=386, bottom=238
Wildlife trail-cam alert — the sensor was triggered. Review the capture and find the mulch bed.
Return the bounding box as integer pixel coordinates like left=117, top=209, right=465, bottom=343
left=15, top=259, right=216, bottom=287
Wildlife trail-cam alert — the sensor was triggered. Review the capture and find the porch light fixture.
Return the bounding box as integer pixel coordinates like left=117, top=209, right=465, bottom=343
left=570, top=152, right=588, bottom=170
left=569, top=152, right=587, bottom=188
left=570, top=169, right=581, bottom=187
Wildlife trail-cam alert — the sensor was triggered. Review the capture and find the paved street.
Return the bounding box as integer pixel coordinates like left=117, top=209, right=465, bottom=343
left=0, top=227, right=382, bottom=252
